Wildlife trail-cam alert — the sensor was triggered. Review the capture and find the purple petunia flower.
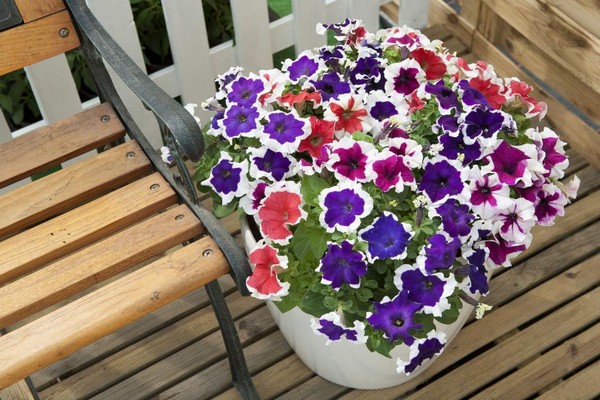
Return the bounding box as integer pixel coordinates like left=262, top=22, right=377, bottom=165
left=435, top=199, right=474, bottom=238
left=436, top=115, right=460, bottom=134
left=330, top=138, right=376, bottom=182
left=459, top=80, right=490, bottom=109
left=465, top=248, right=489, bottom=295
left=369, top=101, right=399, bottom=122
left=239, top=181, right=268, bottom=215
left=250, top=148, right=293, bottom=181
left=201, top=152, right=249, bottom=205
left=399, top=269, right=445, bottom=307
left=262, top=111, right=309, bottom=153
left=397, top=332, right=446, bottom=375
left=423, top=234, right=461, bottom=273
left=287, top=54, right=319, bottom=81
left=350, top=56, right=385, bottom=91
left=425, top=80, right=459, bottom=113
left=311, top=312, right=367, bottom=345
left=462, top=107, right=504, bottom=144
left=534, top=184, right=567, bottom=226
left=367, top=291, right=423, bottom=345
left=318, top=182, right=373, bottom=233
left=227, top=77, right=264, bottom=107
left=318, top=241, right=367, bottom=289
left=487, top=141, right=529, bottom=186
left=312, top=72, right=351, bottom=101
left=418, top=160, right=464, bottom=203
left=222, top=105, right=259, bottom=140
left=439, top=133, right=481, bottom=164
left=385, top=59, right=423, bottom=95
left=359, top=212, right=412, bottom=262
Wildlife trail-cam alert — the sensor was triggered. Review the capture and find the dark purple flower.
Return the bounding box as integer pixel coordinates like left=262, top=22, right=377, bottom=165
left=465, top=248, right=489, bottom=295
left=392, top=65, right=420, bottom=95
left=359, top=212, right=412, bottom=262
left=222, top=105, right=259, bottom=139
left=288, top=55, right=319, bottom=81
left=211, top=110, right=225, bottom=130
left=312, top=72, right=351, bottom=101
left=401, top=335, right=445, bottom=374
left=488, top=141, right=529, bottom=185
left=540, top=136, right=567, bottom=176
left=459, top=80, right=490, bottom=108
left=425, top=80, right=459, bottom=111
left=319, top=241, right=367, bottom=289
left=319, top=185, right=373, bottom=233
left=350, top=56, right=385, bottom=90
left=424, top=234, right=461, bottom=273
left=435, top=199, right=474, bottom=238
left=418, top=160, right=464, bottom=203
left=534, top=185, right=567, bottom=225
left=369, top=101, right=398, bottom=122
left=463, top=107, right=504, bottom=142
left=439, top=133, right=481, bottom=164
left=436, top=115, right=459, bottom=133
left=252, top=149, right=292, bottom=181
left=263, top=112, right=307, bottom=148
left=316, top=319, right=346, bottom=341
left=400, top=269, right=446, bottom=307
left=227, top=77, right=264, bottom=106
left=367, top=291, right=422, bottom=345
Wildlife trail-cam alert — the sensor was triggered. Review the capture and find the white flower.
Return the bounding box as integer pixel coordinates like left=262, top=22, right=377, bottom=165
left=475, top=303, right=493, bottom=319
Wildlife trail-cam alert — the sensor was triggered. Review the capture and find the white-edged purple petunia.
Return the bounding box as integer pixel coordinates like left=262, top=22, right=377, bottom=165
left=249, top=147, right=295, bottom=182
left=384, top=58, right=425, bottom=96
left=311, top=311, right=367, bottom=345
left=418, top=159, right=466, bottom=204
left=396, top=331, right=447, bottom=375
left=221, top=105, right=260, bottom=141
left=434, top=198, right=475, bottom=239
left=318, top=241, right=368, bottom=289
left=367, top=291, right=423, bottom=345
left=419, top=233, right=461, bottom=273
left=359, top=212, right=413, bottom=262
left=260, top=110, right=310, bottom=153
left=395, top=268, right=457, bottom=317
left=227, top=75, right=265, bottom=107
left=318, top=181, right=373, bottom=233
left=201, top=152, right=249, bottom=205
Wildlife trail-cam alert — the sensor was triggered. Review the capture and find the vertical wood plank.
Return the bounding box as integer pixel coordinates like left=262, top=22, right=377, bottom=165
left=87, top=0, right=162, bottom=148
left=161, top=0, right=214, bottom=123
left=459, top=0, right=481, bottom=28
left=399, top=0, right=428, bottom=29
left=230, top=0, right=273, bottom=72
left=347, top=0, right=381, bottom=32
left=292, top=0, right=327, bottom=52
left=0, top=113, right=12, bottom=145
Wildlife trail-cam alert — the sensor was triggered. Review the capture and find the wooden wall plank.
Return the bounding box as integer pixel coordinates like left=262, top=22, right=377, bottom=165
left=0, top=10, right=79, bottom=76
left=482, top=0, right=600, bottom=96
left=13, top=0, right=65, bottom=23
left=428, top=0, right=474, bottom=48
left=547, top=0, right=600, bottom=38
left=458, top=0, right=481, bottom=27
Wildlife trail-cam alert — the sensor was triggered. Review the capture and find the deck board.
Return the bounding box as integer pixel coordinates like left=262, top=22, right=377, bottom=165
left=25, top=27, right=600, bottom=400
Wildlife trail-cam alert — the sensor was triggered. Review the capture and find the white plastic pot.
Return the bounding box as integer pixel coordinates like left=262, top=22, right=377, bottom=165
left=240, top=216, right=480, bottom=389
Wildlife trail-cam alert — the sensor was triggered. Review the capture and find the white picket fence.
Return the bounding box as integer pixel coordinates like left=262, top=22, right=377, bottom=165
left=0, top=0, right=427, bottom=150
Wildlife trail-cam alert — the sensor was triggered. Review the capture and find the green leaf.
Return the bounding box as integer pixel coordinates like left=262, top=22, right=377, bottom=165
left=301, top=289, right=332, bottom=317
left=212, top=200, right=237, bottom=218
left=300, top=174, right=330, bottom=206
left=435, top=294, right=463, bottom=325
left=275, top=290, right=303, bottom=313
left=290, top=222, right=328, bottom=262
left=366, top=332, right=394, bottom=358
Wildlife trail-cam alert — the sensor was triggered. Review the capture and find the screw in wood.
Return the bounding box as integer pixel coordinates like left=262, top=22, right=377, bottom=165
left=58, top=28, right=70, bottom=38
left=175, top=214, right=184, bottom=220
left=100, top=114, right=111, bottom=123
left=202, top=249, right=214, bottom=257
left=126, top=151, right=136, bottom=159
left=150, top=183, right=160, bottom=191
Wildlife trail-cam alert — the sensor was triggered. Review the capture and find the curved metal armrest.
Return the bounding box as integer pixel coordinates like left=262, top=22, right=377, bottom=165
left=65, top=0, right=204, bottom=162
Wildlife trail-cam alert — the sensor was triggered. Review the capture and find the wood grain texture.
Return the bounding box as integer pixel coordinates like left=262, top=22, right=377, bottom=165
left=0, top=173, right=176, bottom=286
left=0, top=103, right=126, bottom=188
left=0, top=140, right=152, bottom=238
left=0, top=379, right=36, bottom=400
left=14, top=0, right=66, bottom=23
left=0, top=236, right=229, bottom=390
left=0, top=10, right=79, bottom=75
left=0, top=205, right=203, bottom=329
left=471, top=31, right=600, bottom=169
left=428, top=0, right=475, bottom=48
left=536, top=359, right=600, bottom=400
left=458, top=0, right=482, bottom=27
left=547, top=0, right=600, bottom=38
left=471, top=323, right=600, bottom=400
left=482, top=0, right=600, bottom=96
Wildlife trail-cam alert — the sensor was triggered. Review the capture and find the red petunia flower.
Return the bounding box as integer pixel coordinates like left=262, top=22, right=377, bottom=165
left=412, top=48, right=447, bottom=80
left=325, top=94, right=370, bottom=134
left=246, top=243, right=290, bottom=300
left=298, top=116, right=335, bottom=158
left=279, top=90, right=322, bottom=107
left=258, top=187, right=305, bottom=244
left=469, top=77, right=506, bottom=110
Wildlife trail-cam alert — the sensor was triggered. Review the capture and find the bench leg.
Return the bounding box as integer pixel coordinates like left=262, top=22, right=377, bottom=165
left=205, top=281, right=259, bottom=400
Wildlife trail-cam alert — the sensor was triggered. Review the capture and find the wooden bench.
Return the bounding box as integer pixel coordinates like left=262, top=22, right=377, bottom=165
left=0, top=0, right=258, bottom=398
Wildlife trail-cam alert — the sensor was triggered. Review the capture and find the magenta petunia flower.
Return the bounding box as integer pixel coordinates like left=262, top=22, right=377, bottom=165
left=534, top=184, right=567, bottom=226
left=468, top=168, right=512, bottom=219
left=329, top=138, right=376, bottom=182
left=372, top=152, right=414, bottom=193
left=486, top=141, right=530, bottom=186
left=494, top=198, right=536, bottom=244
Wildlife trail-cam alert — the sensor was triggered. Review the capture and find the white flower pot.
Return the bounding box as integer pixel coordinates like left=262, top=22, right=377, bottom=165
left=240, top=216, right=480, bottom=389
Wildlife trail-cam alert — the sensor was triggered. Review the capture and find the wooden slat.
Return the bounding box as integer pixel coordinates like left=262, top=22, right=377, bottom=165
left=0, top=205, right=203, bottom=329
left=458, top=0, right=482, bottom=27
left=536, top=359, right=600, bottom=400
left=428, top=0, right=475, bottom=48
left=471, top=323, right=600, bottom=399
left=0, top=173, right=176, bottom=286
left=471, top=31, right=600, bottom=169
left=0, top=10, right=79, bottom=76
left=0, top=236, right=229, bottom=390
left=0, top=140, right=152, bottom=237
left=0, top=379, right=36, bottom=400
left=482, top=0, right=600, bottom=96
left=0, top=103, right=126, bottom=188
left=547, top=0, right=600, bottom=38
left=14, top=0, right=66, bottom=23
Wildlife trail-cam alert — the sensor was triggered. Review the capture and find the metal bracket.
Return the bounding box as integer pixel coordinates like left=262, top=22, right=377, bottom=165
left=0, top=0, right=22, bottom=32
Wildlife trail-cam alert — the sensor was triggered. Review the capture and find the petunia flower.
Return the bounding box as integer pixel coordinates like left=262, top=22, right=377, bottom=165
left=249, top=148, right=294, bottom=182
left=418, top=159, right=465, bottom=204
left=412, top=48, right=447, bottom=80
left=318, top=181, right=373, bottom=233
left=439, top=133, right=481, bottom=164
left=246, top=242, right=290, bottom=300
left=503, top=77, right=547, bottom=119
left=328, top=137, right=377, bottom=182
left=395, top=268, right=457, bottom=317
left=359, top=212, right=413, bottom=262
left=298, top=116, right=335, bottom=158
left=201, top=152, right=249, bottom=205
left=221, top=105, right=260, bottom=141
left=367, top=291, right=423, bottom=345
left=312, top=71, right=351, bottom=101
left=534, top=183, right=568, bottom=226
left=527, top=127, right=569, bottom=179
left=396, top=331, right=446, bottom=375
left=285, top=52, right=321, bottom=81
left=494, top=198, right=536, bottom=244
left=384, top=58, right=425, bottom=96
left=434, top=198, right=475, bottom=238
left=486, top=234, right=530, bottom=268
left=485, top=141, right=533, bottom=186
left=261, top=111, right=310, bottom=153
left=462, top=107, right=505, bottom=146
left=388, top=137, right=423, bottom=169
left=311, top=311, right=367, bottom=344
left=425, top=80, right=459, bottom=114
left=468, top=167, right=512, bottom=219
left=421, top=234, right=461, bottom=273
left=464, top=247, right=490, bottom=295
left=257, top=181, right=307, bottom=244
left=239, top=180, right=268, bottom=215
left=318, top=241, right=368, bottom=289
left=227, top=76, right=265, bottom=107
left=371, top=151, right=414, bottom=193
left=324, top=93, right=371, bottom=136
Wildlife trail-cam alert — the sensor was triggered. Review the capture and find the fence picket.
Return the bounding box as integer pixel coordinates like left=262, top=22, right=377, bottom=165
left=162, top=0, right=214, bottom=122
left=230, top=0, right=273, bottom=73
left=292, top=0, right=327, bottom=53
left=346, top=0, right=380, bottom=32
left=398, top=0, right=429, bottom=29
left=0, top=113, right=11, bottom=144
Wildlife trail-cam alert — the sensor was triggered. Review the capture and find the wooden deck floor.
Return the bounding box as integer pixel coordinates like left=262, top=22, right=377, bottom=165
left=2, top=26, right=599, bottom=400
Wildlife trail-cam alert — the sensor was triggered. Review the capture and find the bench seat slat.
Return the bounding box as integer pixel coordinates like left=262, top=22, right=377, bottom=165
left=0, top=236, right=229, bottom=389
left=0, top=205, right=204, bottom=329
left=0, top=173, right=176, bottom=285
left=0, top=10, right=80, bottom=77
left=0, top=140, right=153, bottom=238
left=0, top=103, right=125, bottom=188
left=14, top=0, right=66, bottom=23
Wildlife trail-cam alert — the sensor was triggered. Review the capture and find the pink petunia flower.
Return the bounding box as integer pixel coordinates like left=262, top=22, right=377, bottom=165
left=534, top=184, right=568, bottom=226
left=257, top=182, right=306, bottom=244
left=494, top=198, right=536, bottom=244
left=246, top=242, right=290, bottom=300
